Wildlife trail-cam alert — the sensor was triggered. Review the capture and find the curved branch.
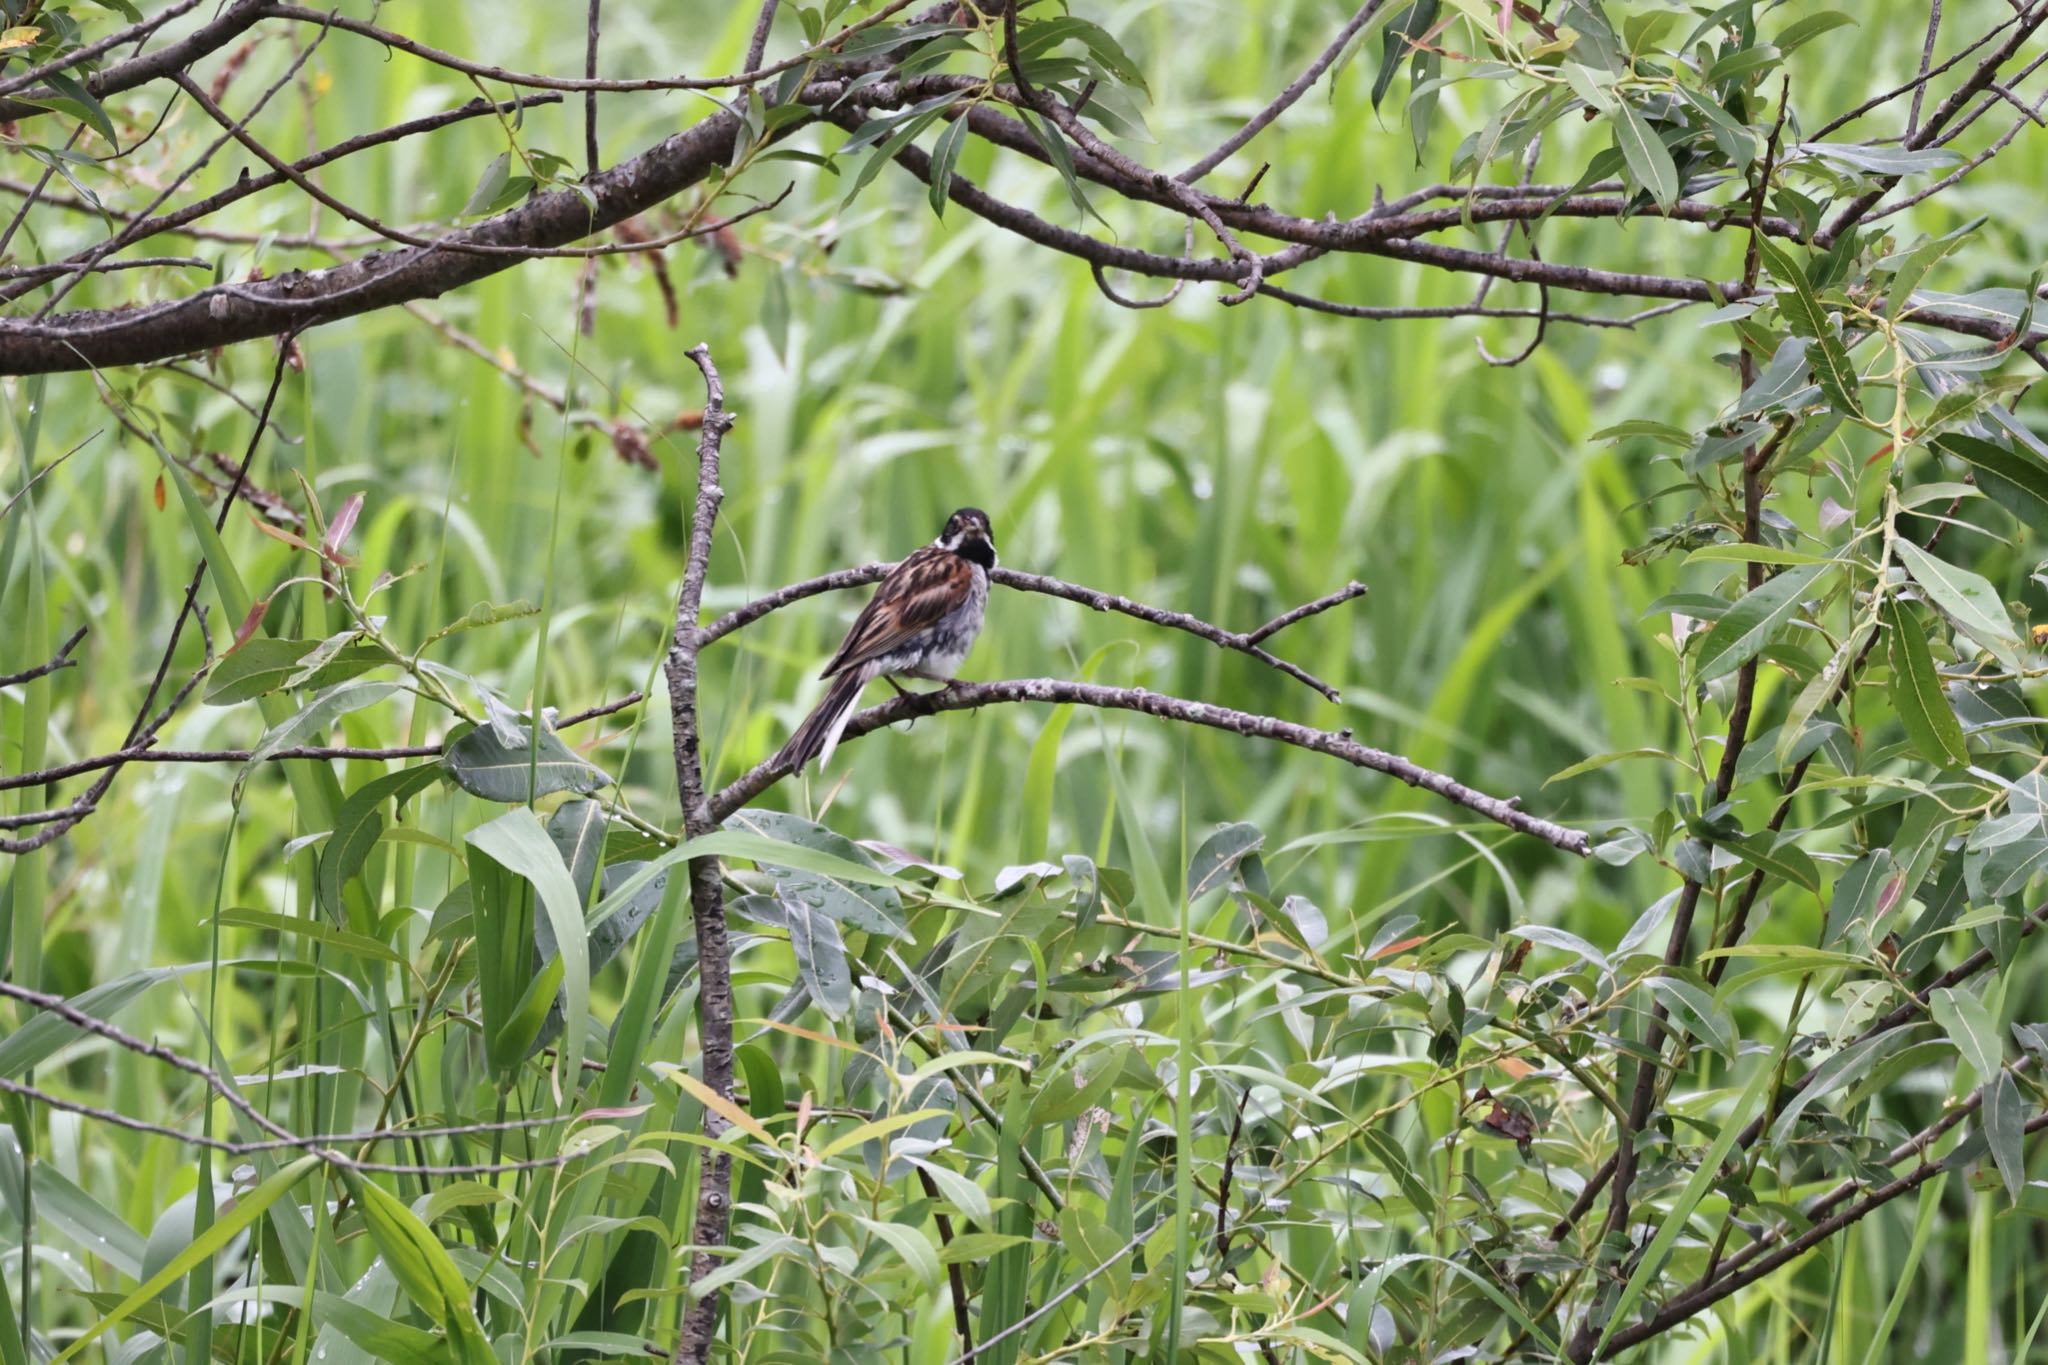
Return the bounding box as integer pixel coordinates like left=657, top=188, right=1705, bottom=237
left=703, top=564, right=1366, bottom=701
left=0, top=106, right=755, bottom=372
left=707, top=678, right=1592, bottom=855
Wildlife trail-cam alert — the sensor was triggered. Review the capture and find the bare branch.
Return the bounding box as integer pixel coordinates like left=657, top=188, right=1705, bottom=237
left=1179, top=0, right=1391, bottom=183
left=745, top=0, right=781, bottom=73
left=0, top=94, right=776, bottom=371
left=708, top=678, right=1593, bottom=855
left=1258, top=284, right=1693, bottom=330
left=1601, top=1074, right=2048, bottom=1357
left=1818, top=2, right=2048, bottom=245
left=1810, top=4, right=2024, bottom=139
left=703, top=563, right=1365, bottom=701
left=0, top=626, right=86, bottom=689
left=0, top=694, right=640, bottom=797
left=1907, top=0, right=1946, bottom=138
left=666, top=344, right=739, bottom=1365
left=29, top=16, right=330, bottom=322
left=585, top=0, right=604, bottom=175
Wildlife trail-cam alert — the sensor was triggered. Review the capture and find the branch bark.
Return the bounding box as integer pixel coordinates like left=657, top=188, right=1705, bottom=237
left=664, top=345, right=738, bottom=1365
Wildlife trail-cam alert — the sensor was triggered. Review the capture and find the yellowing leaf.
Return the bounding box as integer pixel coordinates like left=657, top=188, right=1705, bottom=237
left=661, top=1065, right=778, bottom=1148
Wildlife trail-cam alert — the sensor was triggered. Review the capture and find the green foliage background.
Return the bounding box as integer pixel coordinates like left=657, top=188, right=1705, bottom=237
left=1, top=1, right=2047, bottom=1362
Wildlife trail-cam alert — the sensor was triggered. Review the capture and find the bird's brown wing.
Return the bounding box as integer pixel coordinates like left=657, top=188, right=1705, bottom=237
left=818, top=545, right=973, bottom=678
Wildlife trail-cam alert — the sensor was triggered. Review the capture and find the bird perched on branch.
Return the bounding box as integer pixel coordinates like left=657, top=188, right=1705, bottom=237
left=775, top=507, right=997, bottom=772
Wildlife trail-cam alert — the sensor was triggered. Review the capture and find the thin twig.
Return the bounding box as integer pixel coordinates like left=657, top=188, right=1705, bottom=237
left=704, top=564, right=1365, bottom=701
left=1178, top=0, right=1390, bottom=183
left=0, top=627, right=86, bottom=689
left=0, top=694, right=640, bottom=796
left=1907, top=0, right=1946, bottom=138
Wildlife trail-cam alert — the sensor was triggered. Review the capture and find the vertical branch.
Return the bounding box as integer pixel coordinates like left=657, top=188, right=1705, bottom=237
left=745, top=0, right=779, bottom=74
left=665, top=344, right=737, bottom=1365
left=1565, top=98, right=1790, bottom=1360
left=584, top=0, right=602, bottom=176
left=1907, top=0, right=1945, bottom=139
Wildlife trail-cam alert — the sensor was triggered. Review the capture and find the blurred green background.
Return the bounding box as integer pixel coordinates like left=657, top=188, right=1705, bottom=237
left=4, top=1, right=2047, bottom=1359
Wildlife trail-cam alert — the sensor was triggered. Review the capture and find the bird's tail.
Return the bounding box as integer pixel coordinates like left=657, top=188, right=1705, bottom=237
left=774, top=667, right=871, bottom=773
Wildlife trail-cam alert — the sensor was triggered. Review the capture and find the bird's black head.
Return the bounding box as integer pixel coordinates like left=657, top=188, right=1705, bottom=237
left=938, top=507, right=997, bottom=569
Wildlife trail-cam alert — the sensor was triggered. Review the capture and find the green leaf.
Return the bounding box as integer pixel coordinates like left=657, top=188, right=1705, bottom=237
left=1693, top=561, right=1830, bottom=680
left=841, top=94, right=962, bottom=207
left=40, top=70, right=116, bottom=145
left=1964, top=774, right=2048, bottom=900
left=442, top=721, right=610, bottom=802
left=51, top=1156, right=321, bottom=1364
left=1705, top=43, right=1782, bottom=85
left=1931, top=985, right=2004, bottom=1079
left=317, top=765, right=444, bottom=924
left=907, top=1156, right=992, bottom=1224
left=1684, top=542, right=1830, bottom=568
left=1358, top=1127, right=1433, bottom=1215
left=346, top=1173, right=495, bottom=1364
left=0, top=963, right=208, bottom=1078
left=1802, top=143, right=1963, bottom=177
left=1755, top=235, right=1864, bottom=419
left=1611, top=99, right=1679, bottom=210
left=1883, top=600, right=1970, bottom=767
left=461, top=151, right=512, bottom=217
left=214, top=907, right=408, bottom=967
left=1885, top=220, right=1985, bottom=320
left=466, top=808, right=592, bottom=1083
left=717, top=812, right=913, bottom=938
left=1894, top=539, right=2022, bottom=661
left=1823, top=849, right=1894, bottom=947
left=927, top=111, right=968, bottom=219
left=419, top=598, right=541, bottom=650
left=1725, top=832, right=1821, bottom=893
left=855, top=1215, right=942, bottom=1292
left=1766, top=1026, right=1925, bottom=1146
left=1373, top=0, right=1440, bottom=109
left=1984, top=1070, right=2026, bottom=1201
left=203, top=637, right=390, bottom=704
left=1776, top=12, right=1855, bottom=52
left=1935, top=433, right=2048, bottom=531
left=235, top=679, right=400, bottom=797
left=776, top=884, right=854, bottom=1019
left=1186, top=821, right=1263, bottom=900
left=1643, top=974, right=1736, bottom=1059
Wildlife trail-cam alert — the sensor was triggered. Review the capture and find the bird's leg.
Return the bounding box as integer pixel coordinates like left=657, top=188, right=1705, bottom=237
left=879, top=674, right=920, bottom=731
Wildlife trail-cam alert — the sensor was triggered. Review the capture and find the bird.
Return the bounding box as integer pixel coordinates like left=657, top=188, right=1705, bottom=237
left=774, top=507, right=997, bottom=773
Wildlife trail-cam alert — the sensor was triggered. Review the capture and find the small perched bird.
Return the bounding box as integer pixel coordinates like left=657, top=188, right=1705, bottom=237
left=775, top=507, right=997, bottom=772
